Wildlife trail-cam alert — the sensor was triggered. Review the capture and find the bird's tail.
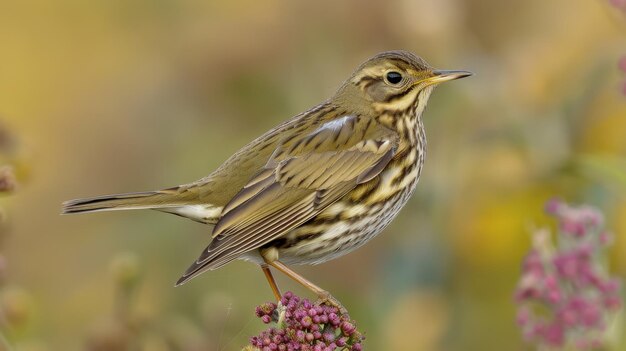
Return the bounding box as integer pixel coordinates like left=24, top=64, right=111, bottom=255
left=62, top=186, right=221, bottom=224
left=62, top=190, right=184, bottom=214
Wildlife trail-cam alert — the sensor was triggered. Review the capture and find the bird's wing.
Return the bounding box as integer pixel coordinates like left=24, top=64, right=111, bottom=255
left=177, top=115, right=399, bottom=284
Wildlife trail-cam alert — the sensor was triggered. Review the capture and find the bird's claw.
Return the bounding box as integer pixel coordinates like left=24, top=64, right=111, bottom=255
left=315, top=292, right=349, bottom=316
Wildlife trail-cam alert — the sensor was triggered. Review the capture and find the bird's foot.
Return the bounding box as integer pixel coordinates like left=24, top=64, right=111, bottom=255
left=315, top=291, right=349, bottom=316
left=274, top=301, right=287, bottom=327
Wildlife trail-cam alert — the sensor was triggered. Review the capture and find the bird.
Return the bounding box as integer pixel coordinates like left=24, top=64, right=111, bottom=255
left=62, top=50, right=471, bottom=308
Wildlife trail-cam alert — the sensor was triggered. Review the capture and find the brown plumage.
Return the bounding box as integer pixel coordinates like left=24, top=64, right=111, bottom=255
left=62, top=50, right=470, bottom=304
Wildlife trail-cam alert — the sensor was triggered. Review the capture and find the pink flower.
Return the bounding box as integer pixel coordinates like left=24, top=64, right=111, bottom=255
left=545, top=197, right=563, bottom=214
left=610, top=0, right=626, bottom=12
left=557, top=305, right=578, bottom=326
left=604, top=295, right=622, bottom=310
left=553, top=252, right=581, bottom=280
left=543, top=274, right=562, bottom=303
left=517, top=307, right=531, bottom=326
left=579, top=303, right=601, bottom=327
left=249, top=292, right=364, bottom=350
left=560, top=218, right=586, bottom=236
left=599, top=279, right=620, bottom=294
left=523, top=250, right=545, bottom=277
left=543, top=322, right=565, bottom=347
left=599, top=232, right=610, bottom=245
left=515, top=199, right=622, bottom=350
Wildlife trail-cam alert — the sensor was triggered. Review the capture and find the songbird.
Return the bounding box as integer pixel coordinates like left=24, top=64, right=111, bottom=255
left=63, top=50, right=471, bottom=307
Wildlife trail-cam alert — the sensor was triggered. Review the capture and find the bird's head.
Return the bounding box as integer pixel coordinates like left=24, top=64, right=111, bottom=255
left=336, top=50, right=471, bottom=113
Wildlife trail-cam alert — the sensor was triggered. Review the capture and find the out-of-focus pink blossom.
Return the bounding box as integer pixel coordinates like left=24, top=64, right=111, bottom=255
left=619, top=56, right=626, bottom=72
left=542, top=322, right=565, bottom=347
left=610, top=0, right=626, bottom=13
left=515, top=199, right=622, bottom=350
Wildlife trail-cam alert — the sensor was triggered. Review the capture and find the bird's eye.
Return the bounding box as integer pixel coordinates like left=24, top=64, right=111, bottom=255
left=385, top=71, right=403, bottom=85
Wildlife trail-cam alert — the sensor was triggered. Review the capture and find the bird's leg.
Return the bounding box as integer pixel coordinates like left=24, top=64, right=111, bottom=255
left=266, top=260, right=348, bottom=315
left=261, top=265, right=282, bottom=301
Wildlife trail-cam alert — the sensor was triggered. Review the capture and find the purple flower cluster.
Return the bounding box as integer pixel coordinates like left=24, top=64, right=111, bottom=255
left=249, top=292, right=364, bottom=351
left=515, top=199, right=622, bottom=349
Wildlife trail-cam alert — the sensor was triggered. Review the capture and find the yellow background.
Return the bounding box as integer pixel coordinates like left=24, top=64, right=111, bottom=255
left=0, top=0, right=624, bottom=350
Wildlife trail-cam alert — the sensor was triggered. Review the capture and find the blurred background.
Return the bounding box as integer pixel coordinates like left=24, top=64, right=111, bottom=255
left=0, top=0, right=625, bottom=350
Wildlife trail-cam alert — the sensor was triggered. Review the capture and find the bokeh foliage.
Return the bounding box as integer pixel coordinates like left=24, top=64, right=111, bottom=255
left=0, top=0, right=624, bottom=350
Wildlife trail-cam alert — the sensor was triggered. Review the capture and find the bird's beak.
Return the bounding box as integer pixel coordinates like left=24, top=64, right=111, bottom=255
left=425, top=70, right=473, bottom=84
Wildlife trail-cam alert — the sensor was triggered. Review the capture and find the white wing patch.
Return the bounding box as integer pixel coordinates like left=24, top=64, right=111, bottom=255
left=317, top=115, right=354, bottom=132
